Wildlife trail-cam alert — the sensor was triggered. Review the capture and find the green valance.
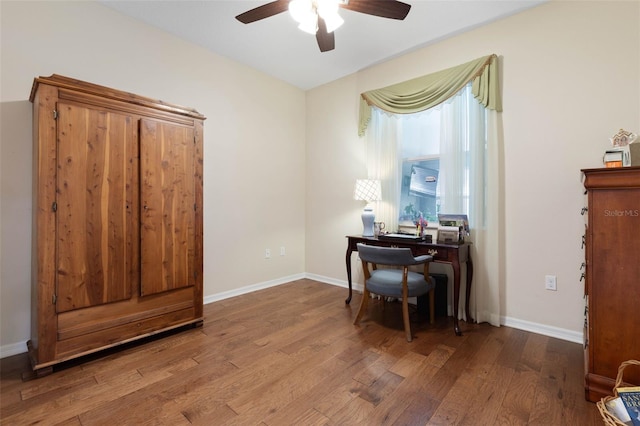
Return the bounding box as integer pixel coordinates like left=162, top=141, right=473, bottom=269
left=359, top=54, right=502, bottom=136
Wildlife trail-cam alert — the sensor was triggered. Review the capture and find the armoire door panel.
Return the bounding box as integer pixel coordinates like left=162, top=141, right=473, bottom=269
left=56, top=102, right=138, bottom=313
left=140, top=119, right=196, bottom=296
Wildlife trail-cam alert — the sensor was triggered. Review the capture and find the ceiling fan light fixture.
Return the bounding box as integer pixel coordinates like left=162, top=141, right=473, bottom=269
left=236, top=0, right=411, bottom=52
left=289, top=0, right=314, bottom=24
left=290, top=0, right=343, bottom=34
left=297, top=14, right=319, bottom=34
left=317, top=0, right=343, bottom=32
left=317, top=0, right=338, bottom=15
left=322, top=12, right=343, bottom=33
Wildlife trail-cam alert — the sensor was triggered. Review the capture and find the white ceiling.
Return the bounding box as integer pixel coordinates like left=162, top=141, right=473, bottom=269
left=100, top=0, right=544, bottom=90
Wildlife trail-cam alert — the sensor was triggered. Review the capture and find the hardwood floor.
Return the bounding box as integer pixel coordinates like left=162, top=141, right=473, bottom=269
left=1, top=279, right=602, bottom=425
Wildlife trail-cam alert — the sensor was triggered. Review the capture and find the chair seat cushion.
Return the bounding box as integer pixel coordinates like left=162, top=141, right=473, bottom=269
left=366, top=270, right=435, bottom=298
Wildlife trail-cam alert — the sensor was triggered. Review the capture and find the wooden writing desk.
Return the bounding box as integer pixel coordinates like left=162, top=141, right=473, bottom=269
left=345, top=235, right=474, bottom=336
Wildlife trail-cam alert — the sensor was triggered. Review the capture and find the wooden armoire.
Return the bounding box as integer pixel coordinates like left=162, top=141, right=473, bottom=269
left=29, top=75, right=205, bottom=375
left=582, top=167, right=640, bottom=402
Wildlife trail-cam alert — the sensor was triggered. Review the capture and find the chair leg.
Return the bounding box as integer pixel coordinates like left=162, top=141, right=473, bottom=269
left=428, top=288, right=435, bottom=325
left=354, top=287, right=370, bottom=325
left=401, top=296, right=412, bottom=342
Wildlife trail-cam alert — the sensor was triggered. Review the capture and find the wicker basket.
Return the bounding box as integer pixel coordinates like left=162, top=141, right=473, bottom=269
left=597, top=360, right=640, bottom=426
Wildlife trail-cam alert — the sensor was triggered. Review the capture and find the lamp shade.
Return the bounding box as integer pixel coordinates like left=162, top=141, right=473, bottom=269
left=353, top=179, right=382, bottom=202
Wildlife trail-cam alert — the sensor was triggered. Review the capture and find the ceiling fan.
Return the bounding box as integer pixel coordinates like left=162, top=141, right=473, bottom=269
left=235, top=0, right=411, bottom=53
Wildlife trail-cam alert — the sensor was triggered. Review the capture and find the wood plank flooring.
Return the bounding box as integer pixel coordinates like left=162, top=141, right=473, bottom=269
left=1, top=279, right=602, bottom=425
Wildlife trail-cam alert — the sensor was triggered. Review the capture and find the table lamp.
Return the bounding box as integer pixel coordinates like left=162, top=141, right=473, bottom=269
left=353, top=179, right=382, bottom=237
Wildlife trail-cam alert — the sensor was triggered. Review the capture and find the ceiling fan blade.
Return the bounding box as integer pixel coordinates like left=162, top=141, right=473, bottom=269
left=235, top=0, right=290, bottom=24
left=316, top=17, right=335, bottom=52
left=340, top=0, right=411, bottom=20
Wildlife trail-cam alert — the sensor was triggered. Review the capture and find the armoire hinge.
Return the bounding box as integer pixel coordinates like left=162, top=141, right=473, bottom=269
left=52, top=201, right=57, bottom=212
left=53, top=110, right=58, bottom=120
left=52, top=294, right=57, bottom=305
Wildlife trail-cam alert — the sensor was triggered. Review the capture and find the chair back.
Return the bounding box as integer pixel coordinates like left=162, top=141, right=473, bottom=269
left=354, top=243, right=436, bottom=341
left=357, top=243, right=420, bottom=266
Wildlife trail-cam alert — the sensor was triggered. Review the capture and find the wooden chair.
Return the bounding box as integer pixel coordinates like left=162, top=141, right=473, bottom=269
left=354, top=243, right=435, bottom=342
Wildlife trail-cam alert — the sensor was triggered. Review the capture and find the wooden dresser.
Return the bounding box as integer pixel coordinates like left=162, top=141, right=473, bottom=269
left=582, top=167, right=640, bottom=402
left=29, top=75, right=205, bottom=375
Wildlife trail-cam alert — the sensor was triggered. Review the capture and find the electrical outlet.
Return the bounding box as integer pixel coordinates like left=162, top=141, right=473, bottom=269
left=545, top=275, right=557, bottom=291
left=265, top=249, right=271, bottom=259
left=280, top=246, right=286, bottom=256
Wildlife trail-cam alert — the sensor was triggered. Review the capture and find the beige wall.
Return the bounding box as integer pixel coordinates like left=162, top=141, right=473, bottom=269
left=0, top=1, right=306, bottom=354
left=306, top=0, right=640, bottom=340
left=1, top=0, right=638, bottom=356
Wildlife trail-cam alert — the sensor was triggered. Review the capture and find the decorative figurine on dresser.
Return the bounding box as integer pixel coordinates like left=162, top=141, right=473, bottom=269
left=28, top=75, right=205, bottom=376
left=582, top=166, right=640, bottom=402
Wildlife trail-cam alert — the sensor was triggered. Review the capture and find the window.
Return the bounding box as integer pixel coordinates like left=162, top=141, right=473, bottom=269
left=398, top=105, right=441, bottom=226
left=400, top=161, right=439, bottom=224
left=396, top=84, right=486, bottom=229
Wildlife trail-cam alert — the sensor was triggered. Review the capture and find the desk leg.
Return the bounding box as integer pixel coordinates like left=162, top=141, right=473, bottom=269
left=452, top=261, right=462, bottom=336
left=345, top=247, right=353, bottom=304
left=465, top=252, right=475, bottom=324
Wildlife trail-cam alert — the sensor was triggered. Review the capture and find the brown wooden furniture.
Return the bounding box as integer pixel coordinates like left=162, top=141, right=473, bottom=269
left=346, top=235, right=473, bottom=335
left=28, top=75, right=205, bottom=375
left=582, top=167, right=640, bottom=402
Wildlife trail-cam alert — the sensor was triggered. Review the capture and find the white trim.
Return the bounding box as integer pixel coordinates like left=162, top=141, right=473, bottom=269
left=204, top=273, right=362, bottom=305
left=0, top=341, right=28, bottom=359
left=203, top=273, right=306, bottom=304
left=304, top=272, right=364, bottom=293
left=501, top=315, right=583, bottom=344
left=0, top=276, right=584, bottom=358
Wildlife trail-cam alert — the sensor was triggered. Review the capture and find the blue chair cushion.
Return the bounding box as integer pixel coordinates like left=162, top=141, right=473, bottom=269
left=366, top=269, right=435, bottom=298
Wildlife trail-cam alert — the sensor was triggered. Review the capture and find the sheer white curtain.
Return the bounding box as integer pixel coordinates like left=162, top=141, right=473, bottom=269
left=364, top=85, right=502, bottom=327
left=365, top=108, right=401, bottom=232
left=477, top=109, right=502, bottom=326
left=439, top=85, right=501, bottom=326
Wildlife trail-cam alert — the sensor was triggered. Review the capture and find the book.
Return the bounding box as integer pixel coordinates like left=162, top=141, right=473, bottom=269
left=605, top=397, right=633, bottom=426
left=619, top=387, right=640, bottom=426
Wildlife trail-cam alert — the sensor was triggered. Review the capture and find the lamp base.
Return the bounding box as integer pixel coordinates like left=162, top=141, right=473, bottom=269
left=361, top=208, right=375, bottom=237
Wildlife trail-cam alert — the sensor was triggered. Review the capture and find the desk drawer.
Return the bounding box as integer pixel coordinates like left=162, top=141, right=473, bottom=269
left=417, top=245, right=468, bottom=263
left=379, top=244, right=453, bottom=263
left=349, top=237, right=467, bottom=264
left=414, top=247, right=450, bottom=262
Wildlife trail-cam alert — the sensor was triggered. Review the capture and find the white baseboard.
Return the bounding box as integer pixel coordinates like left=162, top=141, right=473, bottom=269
left=203, top=273, right=307, bottom=304
left=0, top=341, right=28, bottom=359
left=306, top=275, right=585, bottom=344
left=501, top=315, right=583, bottom=344
left=0, top=274, right=583, bottom=358
left=304, top=272, right=363, bottom=293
